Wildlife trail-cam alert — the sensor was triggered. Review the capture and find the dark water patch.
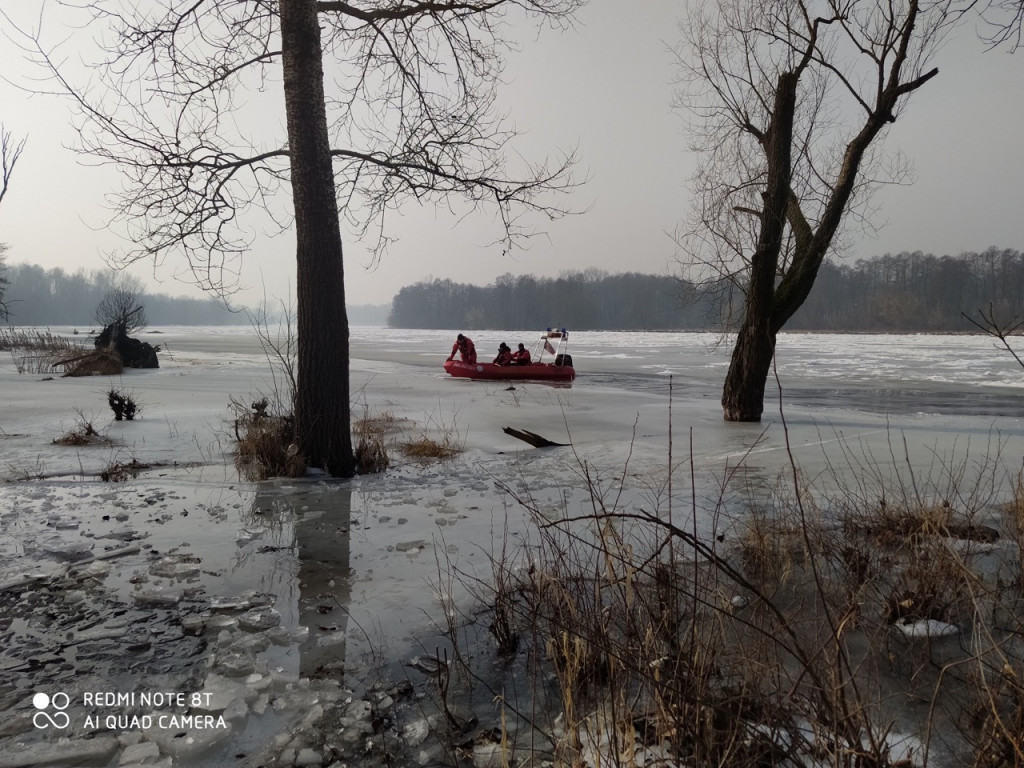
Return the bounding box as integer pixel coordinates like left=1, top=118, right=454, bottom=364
left=786, top=386, right=1024, bottom=419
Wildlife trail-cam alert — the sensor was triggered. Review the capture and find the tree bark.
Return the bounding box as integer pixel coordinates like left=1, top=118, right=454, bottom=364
left=722, top=320, right=778, bottom=422
left=280, top=0, right=354, bottom=476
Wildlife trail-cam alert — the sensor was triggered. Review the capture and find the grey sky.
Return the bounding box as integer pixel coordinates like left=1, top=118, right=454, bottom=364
left=0, top=1, right=1022, bottom=309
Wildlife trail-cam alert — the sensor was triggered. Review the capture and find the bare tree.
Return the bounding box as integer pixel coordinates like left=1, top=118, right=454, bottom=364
left=675, top=0, right=953, bottom=421
left=95, top=284, right=147, bottom=336
left=0, top=242, right=9, bottom=321
left=17, top=0, right=581, bottom=476
left=0, top=125, right=26, bottom=320
left=0, top=125, right=26, bottom=209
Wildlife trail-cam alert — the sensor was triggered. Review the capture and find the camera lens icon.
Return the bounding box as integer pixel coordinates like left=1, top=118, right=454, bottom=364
left=32, top=692, right=71, bottom=729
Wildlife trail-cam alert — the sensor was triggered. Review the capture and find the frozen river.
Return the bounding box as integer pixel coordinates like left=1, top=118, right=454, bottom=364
left=1, top=325, right=1022, bottom=767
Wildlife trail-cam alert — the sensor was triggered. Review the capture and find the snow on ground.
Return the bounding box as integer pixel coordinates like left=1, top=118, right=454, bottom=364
left=2, top=326, right=1024, bottom=767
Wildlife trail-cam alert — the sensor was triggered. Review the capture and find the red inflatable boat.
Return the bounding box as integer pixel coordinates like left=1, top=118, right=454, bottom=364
left=443, top=329, right=576, bottom=382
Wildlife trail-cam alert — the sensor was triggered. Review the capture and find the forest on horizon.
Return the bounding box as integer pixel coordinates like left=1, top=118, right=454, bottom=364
left=387, top=248, right=1024, bottom=333
left=0, top=263, right=240, bottom=327
left=4, top=248, right=1021, bottom=332
left=0, top=262, right=390, bottom=327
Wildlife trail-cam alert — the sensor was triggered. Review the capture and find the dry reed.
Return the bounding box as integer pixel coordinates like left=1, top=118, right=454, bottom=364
left=440, top=433, right=1024, bottom=767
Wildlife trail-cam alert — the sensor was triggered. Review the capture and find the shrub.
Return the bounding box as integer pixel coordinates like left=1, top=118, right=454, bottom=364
left=53, top=411, right=111, bottom=447
left=107, top=388, right=139, bottom=421
left=231, top=397, right=305, bottom=481
left=353, top=409, right=395, bottom=474
left=443, top=432, right=1024, bottom=767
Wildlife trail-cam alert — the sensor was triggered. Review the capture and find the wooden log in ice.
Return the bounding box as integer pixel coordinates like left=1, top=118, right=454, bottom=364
left=502, top=426, right=568, bottom=448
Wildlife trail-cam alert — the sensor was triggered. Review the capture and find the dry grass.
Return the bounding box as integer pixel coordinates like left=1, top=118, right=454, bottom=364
left=354, top=404, right=464, bottom=463
left=100, top=457, right=150, bottom=482
left=438, top=435, right=1024, bottom=768
left=52, top=412, right=112, bottom=447
left=353, top=409, right=401, bottom=436
left=399, top=434, right=462, bottom=459
left=1, top=328, right=87, bottom=374
left=231, top=397, right=305, bottom=481
left=737, top=506, right=804, bottom=591
left=399, top=404, right=464, bottom=460
left=230, top=397, right=458, bottom=479
left=353, top=408, right=397, bottom=474
left=0, top=328, right=79, bottom=352
left=845, top=499, right=1000, bottom=546
left=1004, top=471, right=1024, bottom=573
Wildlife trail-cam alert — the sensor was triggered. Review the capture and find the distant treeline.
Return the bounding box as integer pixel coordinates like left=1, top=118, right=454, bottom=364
left=1, top=263, right=240, bottom=327
left=389, top=248, right=1024, bottom=332
left=389, top=270, right=716, bottom=330
left=788, top=247, right=1023, bottom=331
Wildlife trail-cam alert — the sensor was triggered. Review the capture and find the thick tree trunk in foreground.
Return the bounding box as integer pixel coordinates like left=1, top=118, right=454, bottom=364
left=280, top=0, right=354, bottom=476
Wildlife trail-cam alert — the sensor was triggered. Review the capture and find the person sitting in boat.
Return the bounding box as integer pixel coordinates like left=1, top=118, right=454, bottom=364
left=493, top=342, right=513, bottom=366
left=447, top=333, right=477, bottom=364
left=511, top=343, right=532, bottom=365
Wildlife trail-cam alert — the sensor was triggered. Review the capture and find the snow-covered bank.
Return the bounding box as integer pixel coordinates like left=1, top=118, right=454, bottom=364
left=2, top=327, right=1023, bottom=767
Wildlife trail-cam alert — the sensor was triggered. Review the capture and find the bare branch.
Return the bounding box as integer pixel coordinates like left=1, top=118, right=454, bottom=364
left=95, top=283, right=147, bottom=334
left=16, top=0, right=582, bottom=287
left=954, top=0, right=1024, bottom=51
left=963, top=303, right=1024, bottom=369
left=0, top=125, right=27, bottom=209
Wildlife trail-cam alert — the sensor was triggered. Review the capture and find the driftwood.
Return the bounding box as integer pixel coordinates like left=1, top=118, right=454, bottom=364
left=502, top=426, right=568, bottom=448
left=56, top=348, right=124, bottom=377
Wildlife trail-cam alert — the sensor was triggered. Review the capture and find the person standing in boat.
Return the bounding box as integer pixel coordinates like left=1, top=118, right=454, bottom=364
left=493, top=343, right=513, bottom=366
left=448, top=333, right=477, bottom=364
left=511, top=343, right=532, bottom=365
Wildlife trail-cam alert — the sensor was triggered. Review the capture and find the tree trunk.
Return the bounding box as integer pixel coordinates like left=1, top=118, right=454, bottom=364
left=721, top=318, right=777, bottom=421
left=721, top=72, right=797, bottom=422
left=280, top=0, right=354, bottom=476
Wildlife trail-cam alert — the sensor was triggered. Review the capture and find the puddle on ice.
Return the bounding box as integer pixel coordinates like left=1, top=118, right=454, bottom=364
left=0, top=454, right=605, bottom=768
left=0, top=473, right=350, bottom=766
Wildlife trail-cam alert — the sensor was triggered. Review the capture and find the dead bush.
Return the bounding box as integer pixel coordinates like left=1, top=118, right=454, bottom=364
left=446, top=430, right=1024, bottom=768
left=353, top=408, right=394, bottom=474
left=100, top=458, right=150, bottom=482
left=231, top=397, right=305, bottom=481
left=399, top=434, right=461, bottom=459
left=53, top=411, right=112, bottom=447
left=737, top=506, right=802, bottom=591
left=107, top=388, right=140, bottom=421
left=399, top=405, right=464, bottom=461
left=2, top=328, right=87, bottom=374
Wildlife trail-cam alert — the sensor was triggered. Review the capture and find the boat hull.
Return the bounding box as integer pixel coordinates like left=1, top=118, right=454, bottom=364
left=444, top=359, right=575, bottom=382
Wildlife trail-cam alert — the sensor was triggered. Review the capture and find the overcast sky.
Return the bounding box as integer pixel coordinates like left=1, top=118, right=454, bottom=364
left=1, top=1, right=1022, bottom=309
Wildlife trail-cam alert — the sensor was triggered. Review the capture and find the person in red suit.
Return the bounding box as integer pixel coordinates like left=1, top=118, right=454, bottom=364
left=511, top=343, right=532, bottom=365
left=447, top=333, right=477, bottom=363
left=493, top=342, right=513, bottom=366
